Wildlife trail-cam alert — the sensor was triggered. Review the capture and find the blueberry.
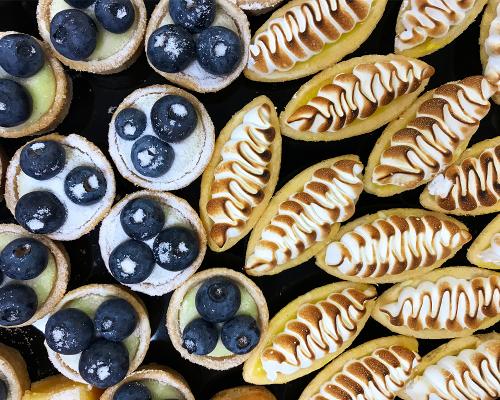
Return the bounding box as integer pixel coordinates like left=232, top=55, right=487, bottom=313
left=151, top=95, right=197, bottom=143
left=0, top=34, right=44, bottom=78
left=221, top=315, right=260, bottom=355
left=0, top=79, right=31, bottom=128
left=147, top=24, right=195, bottom=73
left=64, top=166, right=107, bottom=205
left=45, top=308, right=94, bottom=355
left=15, top=191, right=67, bottom=234
left=79, top=339, right=129, bottom=388
left=0, top=237, right=49, bottom=280
left=109, top=240, right=155, bottom=284
left=196, top=26, right=242, bottom=75
left=50, top=9, right=97, bottom=60
left=130, top=135, right=174, bottom=178
left=169, top=0, right=216, bottom=34
left=182, top=318, right=217, bottom=355
left=120, top=197, right=165, bottom=241
left=113, top=381, right=152, bottom=400
left=0, top=284, right=37, bottom=326
left=20, top=140, right=66, bottom=180
left=64, top=0, right=96, bottom=8
left=95, top=0, right=135, bottom=34
left=0, top=379, right=6, bottom=400
left=114, top=108, right=147, bottom=141
left=153, top=227, right=199, bottom=271
left=94, top=298, right=137, bottom=342
left=195, top=277, right=240, bottom=323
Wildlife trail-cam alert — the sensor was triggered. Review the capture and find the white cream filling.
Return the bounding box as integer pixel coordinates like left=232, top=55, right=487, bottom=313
left=479, top=233, right=500, bottom=265
left=427, top=173, right=453, bottom=197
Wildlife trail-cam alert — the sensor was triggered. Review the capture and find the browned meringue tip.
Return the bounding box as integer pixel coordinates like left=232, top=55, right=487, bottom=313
left=0, top=342, right=30, bottom=400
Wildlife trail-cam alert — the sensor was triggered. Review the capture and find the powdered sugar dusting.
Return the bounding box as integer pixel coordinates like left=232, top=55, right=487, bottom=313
left=154, top=34, right=181, bottom=57
left=171, top=103, right=187, bottom=117
left=116, top=6, right=127, bottom=19
left=120, top=256, right=137, bottom=275
left=88, top=175, right=99, bottom=189
left=132, top=208, right=145, bottom=223
left=157, top=242, right=172, bottom=263
left=215, top=43, right=227, bottom=57
left=178, top=241, right=188, bottom=252
left=137, top=148, right=155, bottom=167
left=30, top=142, right=46, bottom=151
left=0, top=102, right=6, bottom=111
left=123, top=123, right=136, bottom=136
left=26, top=207, right=51, bottom=231
left=69, top=183, right=87, bottom=199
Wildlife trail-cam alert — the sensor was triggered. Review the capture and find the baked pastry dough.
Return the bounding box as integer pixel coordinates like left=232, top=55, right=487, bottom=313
left=481, top=0, right=500, bottom=104
left=244, top=0, right=388, bottom=82
left=372, top=266, right=500, bottom=339
left=200, top=96, right=281, bottom=252
left=316, top=208, right=471, bottom=283
left=23, top=374, right=103, bottom=399
left=467, top=214, right=500, bottom=270
left=0, top=342, right=30, bottom=400
left=212, top=386, right=276, bottom=400
left=364, top=76, right=495, bottom=197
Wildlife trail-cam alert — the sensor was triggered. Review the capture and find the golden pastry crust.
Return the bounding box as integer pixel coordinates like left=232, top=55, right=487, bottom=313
left=467, top=214, right=500, bottom=270
left=145, top=0, right=250, bottom=93
left=212, top=385, right=276, bottom=400
left=280, top=54, right=434, bottom=141
left=372, top=267, right=500, bottom=339
left=199, top=95, right=281, bottom=252
left=316, top=208, right=471, bottom=284
left=166, top=268, right=269, bottom=370
left=0, top=343, right=30, bottom=400
left=480, top=0, right=500, bottom=104
left=36, top=0, right=147, bottom=74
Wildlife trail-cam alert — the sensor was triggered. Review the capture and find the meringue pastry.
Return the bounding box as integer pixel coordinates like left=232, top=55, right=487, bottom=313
left=481, top=0, right=500, bottom=104
left=212, top=386, right=276, bottom=400
left=316, top=208, right=471, bottom=284
left=0, top=343, right=30, bottom=400
left=467, top=214, right=500, bottom=270
left=372, top=266, right=500, bottom=339
left=235, top=0, right=284, bottom=14
left=200, top=95, right=281, bottom=252
left=23, top=374, right=104, bottom=400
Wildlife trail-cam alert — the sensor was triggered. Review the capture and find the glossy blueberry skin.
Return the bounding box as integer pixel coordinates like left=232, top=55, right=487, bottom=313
left=64, top=0, right=96, bottom=8
left=169, top=0, right=216, bottom=34
left=221, top=315, right=260, bottom=355
left=15, top=191, right=67, bottom=234
left=45, top=308, right=94, bottom=355
left=0, top=379, right=7, bottom=400
left=196, top=26, right=242, bottom=75
left=0, top=237, right=49, bottom=280
left=130, top=135, right=174, bottom=178
left=50, top=9, right=97, bottom=60
left=20, top=140, right=66, bottom=180
left=153, top=227, right=199, bottom=271
left=64, top=166, right=107, bottom=205
left=114, top=108, right=147, bottom=141
left=120, top=197, right=165, bottom=241
left=147, top=24, right=195, bottom=73
left=151, top=95, right=197, bottom=143
left=0, top=78, right=31, bottom=128
left=195, top=276, right=240, bottom=323
left=94, top=298, right=137, bottom=342
left=79, top=339, right=129, bottom=388
left=109, top=239, right=155, bottom=284
left=182, top=318, right=218, bottom=355
left=113, top=381, right=152, bottom=400
left=95, top=0, right=135, bottom=34
left=0, top=284, right=37, bottom=326
left=0, top=34, right=44, bottom=78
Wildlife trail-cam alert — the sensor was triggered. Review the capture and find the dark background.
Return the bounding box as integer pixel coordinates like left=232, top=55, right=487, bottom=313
left=0, top=0, right=498, bottom=398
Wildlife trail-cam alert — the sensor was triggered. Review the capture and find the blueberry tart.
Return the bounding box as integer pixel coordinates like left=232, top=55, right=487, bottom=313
left=212, top=386, right=276, bottom=400
left=480, top=0, right=500, bottom=104
left=0, top=343, right=30, bottom=400
left=0, top=31, right=71, bottom=139
left=167, top=268, right=269, bottom=370
left=43, top=284, right=151, bottom=388
left=145, top=0, right=250, bottom=93
left=37, top=0, right=147, bottom=74
left=467, top=214, right=500, bottom=270
left=5, top=133, right=116, bottom=241
left=99, top=190, right=206, bottom=296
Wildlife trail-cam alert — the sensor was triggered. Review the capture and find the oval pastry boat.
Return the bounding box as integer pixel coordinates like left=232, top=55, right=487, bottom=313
left=244, top=0, right=389, bottom=82
left=480, top=0, right=500, bottom=104
left=236, top=0, right=285, bottom=15
left=0, top=342, right=30, bottom=400
left=200, top=95, right=281, bottom=252
left=467, top=214, right=500, bottom=270
left=372, top=266, right=500, bottom=339
left=245, top=155, right=364, bottom=276
left=242, top=281, right=377, bottom=385
left=316, top=208, right=471, bottom=284
left=212, top=385, right=276, bottom=400
left=280, top=54, right=434, bottom=141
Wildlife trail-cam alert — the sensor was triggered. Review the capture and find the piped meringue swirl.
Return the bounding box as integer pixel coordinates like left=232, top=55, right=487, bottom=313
left=247, top=0, right=373, bottom=75
left=395, top=0, right=476, bottom=51
left=372, top=76, right=495, bottom=188
left=480, top=233, right=500, bottom=265
left=380, top=275, right=500, bottom=331
left=246, top=159, right=364, bottom=274
left=261, top=286, right=376, bottom=381
left=484, top=1, right=500, bottom=91
left=324, top=215, right=471, bottom=278
left=206, top=104, right=276, bottom=248
left=287, top=59, right=434, bottom=133
left=404, top=339, right=500, bottom=400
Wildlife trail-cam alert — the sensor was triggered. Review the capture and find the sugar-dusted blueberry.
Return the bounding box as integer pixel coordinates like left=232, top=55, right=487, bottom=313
left=120, top=197, right=165, bottom=241
left=95, top=0, right=135, bottom=34
left=0, top=284, right=37, bottom=326
left=45, top=308, right=94, bottom=355
left=182, top=318, right=217, bottom=355
left=147, top=24, right=195, bottom=73
left=0, top=78, right=31, bottom=128
left=153, top=227, right=199, bottom=271
left=221, top=315, right=260, bottom=355
left=15, top=191, right=67, bottom=234
left=151, top=95, right=197, bottom=143
left=0, top=34, right=44, bottom=78
left=64, top=166, right=107, bottom=205
left=95, top=298, right=137, bottom=342
left=0, top=237, right=49, bottom=280
left=196, top=26, right=242, bottom=75
left=114, top=108, right=147, bottom=140
left=109, top=239, right=155, bottom=284
left=131, top=135, right=174, bottom=178
left=64, top=0, right=96, bottom=8
left=169, top=0, right=216, bottom=34
left=20, top=140, right=66, bottom=180
left=195, top=276, right=240, bottom=323
left=113, top=381, right=152, bottom=400
left=50, top=9, right=97, bottom=60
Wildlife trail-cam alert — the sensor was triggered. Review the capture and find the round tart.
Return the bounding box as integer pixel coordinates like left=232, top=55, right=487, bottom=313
left=212, top=386, right=276, bottom=400
left=99, top=190, right=207, bottom=296
left=108, top=85, right=214, bottom=191
left=145, top=0, right=250, bottom=93
left=43, top=284, right=151, bottom=388
left=480, top=0, right=500, bottom=104
left=5, top=133, right=116, bottom=241
left=23, top=374, right=104, bottom=399
left=467, top=214, right=500, bottom=270
left=0, top=223, right=69, bottom=328
left=167, top=268, right=269, bottom=370
left=37, top=0, right=147, bottom=74
left=0, top=343, right=30, bottom=400
left=0, top=31, right=71, bottom=139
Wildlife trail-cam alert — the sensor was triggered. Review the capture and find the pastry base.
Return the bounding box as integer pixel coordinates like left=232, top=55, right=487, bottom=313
left=0, top=343, right=30, bottom=400
left=212, top=385, right=276, bottom=400
left=480, top=0, right=500, bottom=105
left=467, top=214, right=500, bottom=270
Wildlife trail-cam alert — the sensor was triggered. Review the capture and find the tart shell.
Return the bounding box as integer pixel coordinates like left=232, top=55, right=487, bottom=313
left=467, top=214, right=500, bottom=270
left=0, top=343, right=30, bottom=400
left=236, top=0, right=284, bottom=15
left=480, top=0, right=500, bottom=104
left=212, top=385, right=277, bottom=400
